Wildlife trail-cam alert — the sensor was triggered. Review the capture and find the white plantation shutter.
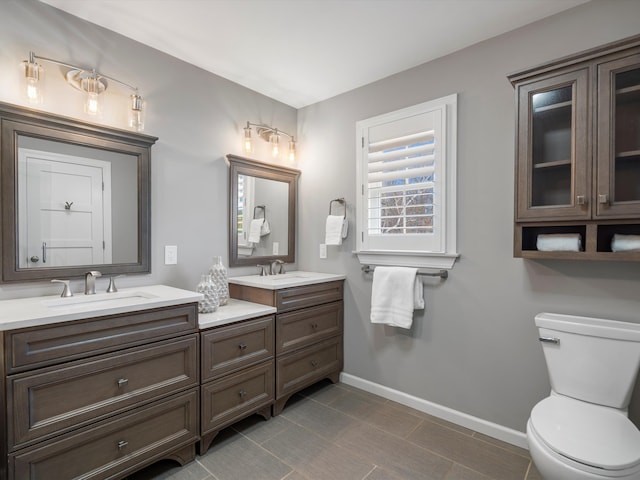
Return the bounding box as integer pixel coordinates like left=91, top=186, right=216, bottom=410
left=356, top=94, right=458, bottom=269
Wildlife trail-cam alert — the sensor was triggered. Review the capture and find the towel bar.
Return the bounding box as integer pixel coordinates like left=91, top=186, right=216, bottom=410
left=361, top=264, right=448, bottom=279
left=329, top=198, right=347, bottom=219
left=253, top=205, right=266, bottom=219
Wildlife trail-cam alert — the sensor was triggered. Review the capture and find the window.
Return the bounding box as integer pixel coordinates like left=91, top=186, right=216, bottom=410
left=356, top=94, right=458, bottom=269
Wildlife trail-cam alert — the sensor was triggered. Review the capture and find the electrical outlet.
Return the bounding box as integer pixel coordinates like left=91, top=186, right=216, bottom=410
left=164, top=245, right=178, bottom=265
left=319, top=243, right=327, bottom=259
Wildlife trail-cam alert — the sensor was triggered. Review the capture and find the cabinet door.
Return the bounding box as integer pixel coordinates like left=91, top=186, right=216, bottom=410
left=515, top=68, right=590, bottom=221
left=596, top=54, right=640, bottom=218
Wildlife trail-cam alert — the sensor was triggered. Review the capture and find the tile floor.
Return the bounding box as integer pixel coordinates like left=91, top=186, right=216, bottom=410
left=128, top=381, right=543, bottom=480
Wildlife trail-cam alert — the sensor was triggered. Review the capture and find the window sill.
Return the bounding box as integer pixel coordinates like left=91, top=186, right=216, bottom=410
left=355, top=250, right=459, bottom=270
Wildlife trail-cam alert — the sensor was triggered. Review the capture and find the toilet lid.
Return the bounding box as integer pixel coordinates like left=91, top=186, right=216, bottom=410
left=530, top=396, right=640, bottom=471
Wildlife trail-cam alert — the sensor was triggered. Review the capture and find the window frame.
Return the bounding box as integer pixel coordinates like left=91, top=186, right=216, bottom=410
left=355, top=94, right=459, bottom=269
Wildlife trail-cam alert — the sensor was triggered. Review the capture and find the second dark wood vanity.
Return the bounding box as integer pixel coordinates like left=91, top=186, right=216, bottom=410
left=229, top=277, right=345, bottom=415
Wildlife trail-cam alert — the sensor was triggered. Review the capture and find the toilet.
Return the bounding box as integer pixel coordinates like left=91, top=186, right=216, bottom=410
left=527, top=313, right=640, bottom=479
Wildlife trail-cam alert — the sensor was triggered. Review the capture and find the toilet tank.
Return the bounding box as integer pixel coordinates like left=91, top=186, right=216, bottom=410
left=535, top=313, right=640, bottom=409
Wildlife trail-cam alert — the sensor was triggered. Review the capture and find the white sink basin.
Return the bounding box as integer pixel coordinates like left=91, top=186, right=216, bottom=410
left=42, top=291, right=158, bottom=309
left=228, top=271, right=346, bottom=290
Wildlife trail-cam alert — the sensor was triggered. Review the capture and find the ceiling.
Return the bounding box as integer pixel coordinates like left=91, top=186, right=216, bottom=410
left=39, top=0, right=589, bottom=108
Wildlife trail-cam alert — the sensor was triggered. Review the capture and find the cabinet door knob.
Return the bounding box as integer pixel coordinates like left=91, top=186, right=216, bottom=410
left=598, top=194, right=609, bottom=204
left=311, top=322, right=318, bottom=330
left=576, top=195, right=587, bottom=205
left=117, top=378, right=129, bottom=388
left=239, top=389, right=247, bottom=398
left=310, top=360, right=319, bottom=368
left=238, top=343, right=247, bottom=350
left=117, top=440, right=128, bottom=450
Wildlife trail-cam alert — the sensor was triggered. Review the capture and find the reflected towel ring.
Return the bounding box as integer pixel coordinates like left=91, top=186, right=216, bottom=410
left=329, top=198, right=347, bottom=219
left=253, top=205, right=266, bottom=220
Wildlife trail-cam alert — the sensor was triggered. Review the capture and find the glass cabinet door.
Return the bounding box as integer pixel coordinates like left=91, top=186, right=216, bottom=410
left=597, top=55, right=640, bottom=218
left=515, top=69, right=590, bottom=221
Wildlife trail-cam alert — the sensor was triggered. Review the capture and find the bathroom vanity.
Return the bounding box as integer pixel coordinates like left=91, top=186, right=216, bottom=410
left=228, top=272, right=345, bottom=415
left=0, top=285, right=202, bottom=480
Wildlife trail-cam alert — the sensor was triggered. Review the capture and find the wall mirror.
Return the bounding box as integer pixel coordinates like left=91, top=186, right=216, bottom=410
left=0, top=101, right=156, bottom=283
left=228, top=154, right=299, bottom=268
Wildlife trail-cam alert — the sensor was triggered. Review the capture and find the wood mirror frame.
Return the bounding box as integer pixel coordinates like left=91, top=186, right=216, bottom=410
left=0, top=101, right=157, bottom=283
left=227, top=154, right=300, bottom=268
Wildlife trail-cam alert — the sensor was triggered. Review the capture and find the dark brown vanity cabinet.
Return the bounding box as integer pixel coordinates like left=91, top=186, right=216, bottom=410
left=229, top=280, right=344, bottom=415
left=510, top=34, right=640, bottom=260
left=0, top=304, right=200, bottom=480
left=199, top=315, right=275, bottom=454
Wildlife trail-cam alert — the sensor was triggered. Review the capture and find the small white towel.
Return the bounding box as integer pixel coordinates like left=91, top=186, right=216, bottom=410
left=536, top=233, right=582, bottom=252
left=248, top=218, right=264, bottom=244
left=370, top=267, right=424, bottom=329
left=611, top=234, right=640, bottom=252
left=325, top=215, right=345, bottom=245
left=260, top=219, right=271, bottom=236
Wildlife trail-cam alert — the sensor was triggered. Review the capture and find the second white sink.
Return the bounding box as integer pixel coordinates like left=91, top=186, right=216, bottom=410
left=42, top=290, right=158, bottom=309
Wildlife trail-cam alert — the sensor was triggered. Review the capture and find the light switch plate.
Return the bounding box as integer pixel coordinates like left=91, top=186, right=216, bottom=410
left=319, top=243, right=327, bottom=259
left=164, top=245, right=178, bottom=265
left=272, top=242, right=279, bottom=255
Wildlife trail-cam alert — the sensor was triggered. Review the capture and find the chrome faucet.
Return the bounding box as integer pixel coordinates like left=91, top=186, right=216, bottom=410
left=84, top=271, right=102, bottom=295
left=270, top=260, right=285, bottom=275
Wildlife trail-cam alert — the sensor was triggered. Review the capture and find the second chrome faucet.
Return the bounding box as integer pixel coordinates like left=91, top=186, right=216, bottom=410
left=84, top=270, right=102, bottom=295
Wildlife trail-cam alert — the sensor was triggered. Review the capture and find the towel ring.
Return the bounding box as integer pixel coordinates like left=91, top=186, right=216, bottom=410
left=329, top=198, right=347, bottom=219
left=253, top=205, right=266, bottom=220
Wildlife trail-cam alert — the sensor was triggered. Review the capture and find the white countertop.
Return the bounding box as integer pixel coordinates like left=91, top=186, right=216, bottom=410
left=0, top=285, right=203, bottom=331
left=198, top=298, right=276, bottom=329
left=228, top=271, right=345, bottom=290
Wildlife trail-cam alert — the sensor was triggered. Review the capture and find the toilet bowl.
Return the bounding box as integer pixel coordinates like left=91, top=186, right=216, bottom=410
left=527, top=313, right=640, bottom=480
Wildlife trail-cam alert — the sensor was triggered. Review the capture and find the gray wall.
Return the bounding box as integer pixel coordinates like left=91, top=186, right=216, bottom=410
left=296, top=0, right=640, bottom=433
left=2, top=0, right=640, bottom=437
left=0, top=0, right=297, bottom=300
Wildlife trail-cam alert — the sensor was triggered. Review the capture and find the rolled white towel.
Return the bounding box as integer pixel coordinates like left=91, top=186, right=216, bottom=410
left=611, top=234, right=640, bottom=252
left=248, top=218, right=264, bottom=244
left=536, top=233, right=582, bottom=252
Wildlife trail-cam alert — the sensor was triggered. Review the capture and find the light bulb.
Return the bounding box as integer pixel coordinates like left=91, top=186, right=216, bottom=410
left=288, top=139, right=296, bottom=162
left=82, top=74, right=102, bottom=116
left=22, top=55, right=43, bottom=104
left=243, top=124, right=253, bottom=153
left=129, top=94, right=145, bottom=131
left=270, top=132, right=280, bottom=157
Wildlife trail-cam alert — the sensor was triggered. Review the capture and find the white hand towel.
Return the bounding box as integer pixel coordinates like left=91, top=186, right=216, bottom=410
left=248, top=218, right=264, bottom=244
left=260, top=219, right=271, bottom=236
left=536, top=233, right=582, bottom=252
left=370, top=267, right=424, bottom=329
left=325, top=215, right=345, bottom=245
left=611, top=234, right=640, bottom=252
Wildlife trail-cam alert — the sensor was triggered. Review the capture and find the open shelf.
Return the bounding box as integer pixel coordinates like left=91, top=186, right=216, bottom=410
left=533, top=159, right=571, bottom=169
left=533, top=100, right=572, bottom=113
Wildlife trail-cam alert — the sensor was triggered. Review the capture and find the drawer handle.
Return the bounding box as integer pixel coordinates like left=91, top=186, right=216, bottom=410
left=117, top=378, right=129, bottom=388
left=117, top=440, right=128, bottom=450
left=238, top=343, right=247, bottom=350
left=311, top=322, right=318, bottom=330
left=310, top=360, right=319, bottom=368
left=239, top=390, right=247, bottom=398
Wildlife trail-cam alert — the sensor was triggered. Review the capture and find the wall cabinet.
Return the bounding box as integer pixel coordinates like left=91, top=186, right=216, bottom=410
left=229, top=280, right=344, bottom=415
left=0, top=303, right=200, bottom=480
left=510, top=34, right=640, bottom=260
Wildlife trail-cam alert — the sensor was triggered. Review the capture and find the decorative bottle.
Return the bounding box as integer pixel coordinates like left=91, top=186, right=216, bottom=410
left=208, top=256, right=229, bottom=306
left=196, top=274, right=219, bottom=313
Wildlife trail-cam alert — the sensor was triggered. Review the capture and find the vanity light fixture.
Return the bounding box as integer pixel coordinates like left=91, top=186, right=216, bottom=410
left=21, top=51, right=145, bottom=131
left=243, top=121, right=296, bottom=161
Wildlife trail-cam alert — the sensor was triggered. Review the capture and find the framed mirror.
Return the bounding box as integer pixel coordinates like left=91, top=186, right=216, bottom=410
left=228, top=154, right=300, bottom=268
left=0, top=101, right=157, bottom=283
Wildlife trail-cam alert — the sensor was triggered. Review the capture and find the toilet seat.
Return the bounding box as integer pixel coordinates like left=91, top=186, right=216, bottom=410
left=530, top=395, right=640, bottom=473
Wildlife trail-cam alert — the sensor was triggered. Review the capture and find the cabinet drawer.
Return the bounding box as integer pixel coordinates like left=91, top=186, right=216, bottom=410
left=6, top=303, right=198, bottom=373
left=8, top=334, right=198, bottom=450
left=9, top=388, right=199, bottom=480
left=276, top=301, right=343, bottom=354
left=201, top=316, right=274, bottom=382
left=276, top=281, right=343, bottom=313
left=201, top=361, right=274, bottom=435
left=276, top=336, right=343, bottom=398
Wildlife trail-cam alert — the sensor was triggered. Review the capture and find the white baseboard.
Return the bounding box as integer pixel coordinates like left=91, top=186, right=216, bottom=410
left=339, top=372, right=528, bottom=450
